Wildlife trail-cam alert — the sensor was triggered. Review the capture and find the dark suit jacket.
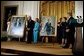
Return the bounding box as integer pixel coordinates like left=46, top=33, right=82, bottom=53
left=27, top=20, right=35, bottom=31
left=67, top=17, right=75, bottom=33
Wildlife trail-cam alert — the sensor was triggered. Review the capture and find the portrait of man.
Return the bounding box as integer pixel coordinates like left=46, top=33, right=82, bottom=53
left=9, top=16, right=25, bottom=37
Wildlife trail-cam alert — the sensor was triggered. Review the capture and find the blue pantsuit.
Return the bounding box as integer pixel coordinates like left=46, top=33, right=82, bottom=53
left=33, top=22, right=40, bottom=43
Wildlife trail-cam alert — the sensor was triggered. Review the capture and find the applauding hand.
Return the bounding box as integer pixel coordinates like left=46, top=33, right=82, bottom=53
left=66, top=29, right=70, bottom=32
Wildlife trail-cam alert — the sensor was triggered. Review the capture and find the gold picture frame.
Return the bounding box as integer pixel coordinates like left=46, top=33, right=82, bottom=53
left=8, top=15, right=26, bottom=38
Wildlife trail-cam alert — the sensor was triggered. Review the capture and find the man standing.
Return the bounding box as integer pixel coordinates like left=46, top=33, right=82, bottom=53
left=27, top=16, right=35, bottom=43
left=63, top=12, right=75, bottom=49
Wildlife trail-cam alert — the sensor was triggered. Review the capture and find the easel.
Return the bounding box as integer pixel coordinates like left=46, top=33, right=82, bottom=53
left=41, top=36, right=56, bottom=47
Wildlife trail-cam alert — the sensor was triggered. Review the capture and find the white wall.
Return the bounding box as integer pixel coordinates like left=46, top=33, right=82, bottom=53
left=1, top=1, right=40, bottom=21
left=1, top=1, right=23, bottom=17
left=23, top=1, right=40, bottom=20
left=75, top=1, right=83, bottom=19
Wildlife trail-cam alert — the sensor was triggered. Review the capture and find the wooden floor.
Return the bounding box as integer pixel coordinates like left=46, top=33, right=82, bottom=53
left=1, top=41, right=73, bottom=55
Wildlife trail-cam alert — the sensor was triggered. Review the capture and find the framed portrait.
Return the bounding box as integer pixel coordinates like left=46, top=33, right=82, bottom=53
left=40, top=16, right=57, bottom=36
left=8, top=16, right=26, bottom=38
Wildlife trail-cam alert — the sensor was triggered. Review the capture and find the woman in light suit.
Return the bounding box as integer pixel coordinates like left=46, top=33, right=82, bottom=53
left=33, top=18, right=40, bottom=43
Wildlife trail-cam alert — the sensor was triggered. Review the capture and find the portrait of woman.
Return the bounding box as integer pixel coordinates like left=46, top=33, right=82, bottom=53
left=40, top=16, right=57, bottom=36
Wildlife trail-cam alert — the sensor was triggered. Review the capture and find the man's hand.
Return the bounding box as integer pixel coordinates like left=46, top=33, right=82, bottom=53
left=28, top=28, right=30, bottom=30
left=66, top=29, right=70, bottom=32
left=27, top=28, right=30, bottom=31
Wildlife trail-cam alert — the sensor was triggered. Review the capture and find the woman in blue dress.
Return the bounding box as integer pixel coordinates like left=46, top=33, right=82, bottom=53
left=33, top=18, right=40, bottom=44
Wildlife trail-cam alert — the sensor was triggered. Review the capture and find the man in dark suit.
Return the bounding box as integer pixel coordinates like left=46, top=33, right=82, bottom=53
left=57, top=18, right=62, bottom=44
left=63, top=12, right=75, bottom=48
left=27, top=16, right=35, bottom=43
